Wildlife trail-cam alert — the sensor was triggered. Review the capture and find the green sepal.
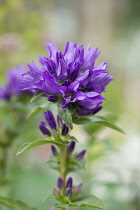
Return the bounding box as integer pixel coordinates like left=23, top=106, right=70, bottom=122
left=30, top=91, right=44, bottom=103
left=73, top=115, right=125, bottom=134
left=16, top=140, right=69, bottom=155
left=0, top=197, right=37, bottom=210
left=57, top=105, right=73, bottom=129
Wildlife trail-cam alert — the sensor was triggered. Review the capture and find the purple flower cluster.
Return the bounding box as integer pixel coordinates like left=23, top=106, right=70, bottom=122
left=39, top=110, right=69, bottom=138
left=22, top=41, right=112, bottom=116
left=0, top=65, right=31, bottom=101
left=51, top=141, right=86, bottom=161
left=54, top=176, right=83, bottom=200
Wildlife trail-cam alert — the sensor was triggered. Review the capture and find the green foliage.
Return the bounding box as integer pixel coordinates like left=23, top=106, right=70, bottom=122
left=57, top=105, right=73, bottom=129
left=73, top=115, right=125, bottom=134
left=16, top=140, right=69, bottom=155
left=0, top=196, right=37, bottom=210
left=30, top=91, right=44, bottom=103
left=65, top=135, right=79, bottom=142
left=28, top=103, right=48, bottom=118
left=54, top=194, right=105, bottom=209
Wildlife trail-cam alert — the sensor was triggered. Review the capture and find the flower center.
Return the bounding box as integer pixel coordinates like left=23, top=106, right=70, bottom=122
left=65, top=92, right=73, bottom=99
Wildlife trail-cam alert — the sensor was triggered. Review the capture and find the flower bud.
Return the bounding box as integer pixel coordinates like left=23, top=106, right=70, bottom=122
left=44, top=110, right=57, bottom=130
left=61, top=123, right=69, bottom=136
left=39, top=125, right=51, bottom=136
left=67, top=141, right=75, bottom=153
left=53, top=188, right=58, bottom=196
left=66, top=177, right=73, bottom=189
left=48, top=96, right=58, bottom=102
left=76, top=150, right=86, bottom=160
left=57, top=115, right=63, bottom=126
left=66, top=188, right=72, bottom=197
left=49, top=206, right=54, bottom=210
left=51, top=145, right=58, bottom=156
left=57, top=177, right=63, bottom=189
left=74, top=183, right=83, bottom=193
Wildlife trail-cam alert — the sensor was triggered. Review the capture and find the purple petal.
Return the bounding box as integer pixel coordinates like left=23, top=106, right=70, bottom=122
left=46, top=41, right=58, bottom=64
left=68, top=81, right=79, bottom=91
left=78, top=106, right=102, bottom=116
left=94, top=62, right=108, bottom=70
left=77, top=92, right=105, bottom=109
left=73, top=91, right=86, bottom=101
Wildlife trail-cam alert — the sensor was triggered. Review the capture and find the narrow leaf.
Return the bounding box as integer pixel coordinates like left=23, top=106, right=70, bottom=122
left=65, top=135, right=79, bottom=142
left=73, top=115, right=125, bottom=134
left=0, top=197, right=36, bottom=210
left=30, top=91, right=44, bottom=103
left=17, top=140, right=69, bottom=155
left=70, top=194, right=106, bottom=209
left=57, top=105, right=73, bottom=129
left=28, top=105, right=47, bottom=118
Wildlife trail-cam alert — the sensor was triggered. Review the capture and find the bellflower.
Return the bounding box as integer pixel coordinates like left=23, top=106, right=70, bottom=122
left=0, top=65, right=32, bottom=101
left=22, top=41, right=112, bottom=115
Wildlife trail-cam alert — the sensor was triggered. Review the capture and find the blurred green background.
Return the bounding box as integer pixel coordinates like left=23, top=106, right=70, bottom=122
left=0, top=0, right=140, bottom=209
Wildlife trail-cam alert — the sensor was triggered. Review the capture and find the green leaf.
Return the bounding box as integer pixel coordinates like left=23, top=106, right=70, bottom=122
left=0, top=197, right=37, bottom=210
left=70, top=194, right=106, bottom=209
left=30, top=91, right=44, bottom=103
left=17, top=140, right=69, bottom=155
left=55, top=203, right=69, bottom=209
left=65, top=135, right=79, bottom=142
left=73, top=115, right=125, bottom=134
left=28, top=104, right=48, bottom=118
left=57, top=105, right=73, bottom=129
left=47, top=160, right=60, bottom=171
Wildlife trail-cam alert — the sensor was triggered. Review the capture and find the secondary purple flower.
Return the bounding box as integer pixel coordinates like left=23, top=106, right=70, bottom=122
left=22, top=41, right=112, bottom=116
left=39, top=110, right=69, bottom=138
left=0, top=65, right=32, bottom=101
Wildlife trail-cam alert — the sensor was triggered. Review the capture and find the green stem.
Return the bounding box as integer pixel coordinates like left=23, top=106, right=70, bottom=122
left=60, top=146, right=67, bottom=187
left=59, top=146, right=68, bottom=210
